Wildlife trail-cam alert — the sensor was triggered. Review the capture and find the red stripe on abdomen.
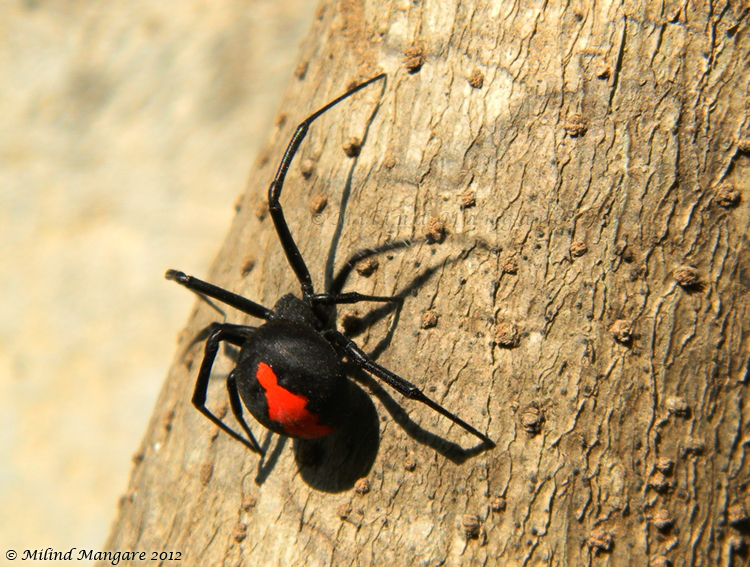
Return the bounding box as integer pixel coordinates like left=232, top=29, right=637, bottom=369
left=256, top=362, right=335, bottom=439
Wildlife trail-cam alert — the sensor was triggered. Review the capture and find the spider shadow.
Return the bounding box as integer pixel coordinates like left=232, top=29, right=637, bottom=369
left=291, top=380, right=381, bottom=492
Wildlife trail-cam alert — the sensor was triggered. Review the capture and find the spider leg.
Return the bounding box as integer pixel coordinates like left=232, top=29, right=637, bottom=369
left=193, top=323, right=263, bottom=454
left=310, top=291, right=403, bottom=306
left=165, top=270, right=274, bottom=320
left=313, top=239, right=413, bottom=311
left=324, top=329, right=495, bottom=447
left=226, top=372, right=260, bottom=452
left=267, top=74, right=387, bottom=298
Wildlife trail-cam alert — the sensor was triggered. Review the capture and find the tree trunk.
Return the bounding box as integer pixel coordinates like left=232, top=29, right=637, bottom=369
left=104, top=1, right=749, bottom=565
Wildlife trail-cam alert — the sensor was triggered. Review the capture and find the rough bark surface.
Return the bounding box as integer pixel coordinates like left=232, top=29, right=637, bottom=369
left=105, top=1, right=749, bottom=565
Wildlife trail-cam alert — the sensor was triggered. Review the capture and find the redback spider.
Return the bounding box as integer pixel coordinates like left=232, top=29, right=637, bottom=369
left=166, top=74, right=495, bottom=454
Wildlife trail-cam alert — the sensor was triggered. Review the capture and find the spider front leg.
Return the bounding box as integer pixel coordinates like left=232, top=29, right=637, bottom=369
left=193, top=323, right=263, bottom=454
left=324, top=330, right=495, bottom=447
left=266, top=74, right=386, bottom=298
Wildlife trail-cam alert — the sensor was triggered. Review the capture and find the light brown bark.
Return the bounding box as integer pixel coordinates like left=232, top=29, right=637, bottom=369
left=105, top=1, right=749, bottom=565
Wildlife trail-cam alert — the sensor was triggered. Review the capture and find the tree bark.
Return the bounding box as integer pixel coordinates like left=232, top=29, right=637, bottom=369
left=104, top=1, right=749, bottom=565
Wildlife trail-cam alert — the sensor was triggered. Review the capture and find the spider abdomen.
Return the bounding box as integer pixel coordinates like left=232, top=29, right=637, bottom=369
left=234, top=319, right=347, bottom=439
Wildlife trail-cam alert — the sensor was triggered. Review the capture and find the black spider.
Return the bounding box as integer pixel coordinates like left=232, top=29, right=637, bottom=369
left=166, top=74, right=494, bottom=454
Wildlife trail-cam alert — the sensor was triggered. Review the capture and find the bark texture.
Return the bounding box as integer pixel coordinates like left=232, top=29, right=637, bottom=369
left=105, top=1, right=750, bottom=565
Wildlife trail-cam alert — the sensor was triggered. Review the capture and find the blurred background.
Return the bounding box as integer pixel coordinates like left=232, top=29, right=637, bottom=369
left=0, top=0, right=316, bottom=559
